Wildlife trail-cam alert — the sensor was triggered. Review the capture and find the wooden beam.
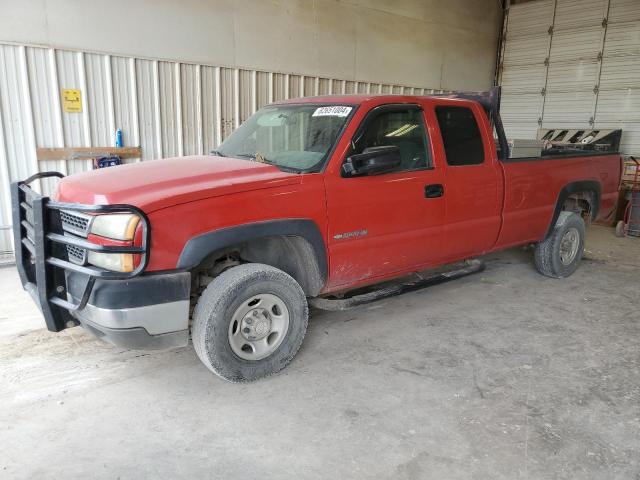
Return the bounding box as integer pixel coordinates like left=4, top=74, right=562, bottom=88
left=36, top=147, right=142, bottom=161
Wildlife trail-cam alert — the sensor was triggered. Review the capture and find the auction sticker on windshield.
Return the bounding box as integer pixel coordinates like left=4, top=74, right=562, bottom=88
left=312, top=106, right=352, bottom=117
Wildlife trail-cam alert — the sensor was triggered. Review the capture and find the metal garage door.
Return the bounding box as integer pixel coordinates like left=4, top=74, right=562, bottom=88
left=499, top=0, right=640, bottom=156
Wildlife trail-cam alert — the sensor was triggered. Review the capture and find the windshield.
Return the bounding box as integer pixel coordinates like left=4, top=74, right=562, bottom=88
left=215, top=104, right=354, bottom=172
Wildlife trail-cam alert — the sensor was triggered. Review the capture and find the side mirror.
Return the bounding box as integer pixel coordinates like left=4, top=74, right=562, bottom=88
left=342, top=146, right=401, bottom=177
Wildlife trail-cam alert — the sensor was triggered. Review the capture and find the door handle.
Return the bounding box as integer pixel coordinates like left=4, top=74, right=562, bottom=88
left=425, top=184, right=444, bottom=198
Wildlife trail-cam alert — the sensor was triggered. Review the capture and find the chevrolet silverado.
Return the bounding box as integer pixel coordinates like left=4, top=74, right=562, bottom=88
left=11, top=87, right=621, bottom=382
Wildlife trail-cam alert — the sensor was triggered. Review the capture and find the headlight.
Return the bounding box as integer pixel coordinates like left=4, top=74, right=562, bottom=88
left=86, top=213, right=142, bottom=272
left=90, top=213, right=140, bottom=241
left=87, top=251, right=135, bottom=272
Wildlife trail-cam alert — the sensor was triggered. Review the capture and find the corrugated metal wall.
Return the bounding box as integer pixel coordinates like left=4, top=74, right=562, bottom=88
left=499, top=0, right=640, bottom=156
left=0, top=42, right=445, bottom=254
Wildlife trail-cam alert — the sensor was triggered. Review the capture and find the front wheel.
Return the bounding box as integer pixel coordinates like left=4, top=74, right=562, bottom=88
left=192, top=263, right=308, bottom=382
left=534, top=211, right=586, bottom=278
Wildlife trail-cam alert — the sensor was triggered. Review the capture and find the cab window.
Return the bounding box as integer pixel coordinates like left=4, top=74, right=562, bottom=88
left=435, top=106, right=484, bottom=166
left=351, top=106, right=431, bottom=171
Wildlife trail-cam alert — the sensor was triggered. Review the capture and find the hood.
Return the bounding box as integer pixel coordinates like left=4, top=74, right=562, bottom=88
left=55, top=155, right=301, bottom=211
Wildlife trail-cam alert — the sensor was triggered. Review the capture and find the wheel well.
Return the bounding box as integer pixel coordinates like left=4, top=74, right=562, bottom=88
left=191, top=235, right=324, bottom=297
left=562, top=190, right=595, bottom=223
left=545, top=181, right=601, bottom=239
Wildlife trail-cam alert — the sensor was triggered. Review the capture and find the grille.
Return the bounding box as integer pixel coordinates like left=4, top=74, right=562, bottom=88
left=66, top=244, right=87, bottom=265
left=60, top=210, right=91, bottom=236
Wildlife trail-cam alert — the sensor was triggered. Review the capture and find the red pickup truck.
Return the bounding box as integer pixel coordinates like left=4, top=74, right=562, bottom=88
left=12, top=88, right=621, bottom=382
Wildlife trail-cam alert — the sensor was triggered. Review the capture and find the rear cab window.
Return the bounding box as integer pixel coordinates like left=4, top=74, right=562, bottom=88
left=435, top=106, right=485, bottom=166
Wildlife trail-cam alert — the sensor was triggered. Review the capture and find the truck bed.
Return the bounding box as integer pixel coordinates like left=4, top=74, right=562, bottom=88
left=495, top=152, right=621, bottom=250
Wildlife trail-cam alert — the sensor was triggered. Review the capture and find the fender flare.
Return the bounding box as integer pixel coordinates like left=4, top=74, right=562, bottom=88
left=545, top=180, right=601, bottom=239
left=176, top=218, right=328, bottom=282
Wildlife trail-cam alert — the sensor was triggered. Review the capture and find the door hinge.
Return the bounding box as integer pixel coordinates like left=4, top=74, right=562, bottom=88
left=541, top=87, right=546, bottom=96
left=602, top=17, right=608, bottom=28
left=589, top=116, right=595, bottom=126
left=544, top=57, right=550, bottom=66
left=548, top=25, right=554, bottom=35
left=593, top=85, right=599, bottom=94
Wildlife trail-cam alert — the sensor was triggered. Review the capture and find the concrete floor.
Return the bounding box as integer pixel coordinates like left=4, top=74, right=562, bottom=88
left=1, top=225, right=639, bottom=479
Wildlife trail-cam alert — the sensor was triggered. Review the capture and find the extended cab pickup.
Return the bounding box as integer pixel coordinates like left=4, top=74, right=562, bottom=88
left=12, top=88, right=621, bottom=382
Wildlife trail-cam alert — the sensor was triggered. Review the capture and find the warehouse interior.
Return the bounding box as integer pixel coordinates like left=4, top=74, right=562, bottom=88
left=1, top=0, right=639, bottom=478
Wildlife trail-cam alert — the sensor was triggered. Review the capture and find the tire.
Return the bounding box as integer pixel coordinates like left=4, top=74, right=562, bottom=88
left=192, top=263, right=308, bottom=382
left=534, top=211, right=586, bottom=278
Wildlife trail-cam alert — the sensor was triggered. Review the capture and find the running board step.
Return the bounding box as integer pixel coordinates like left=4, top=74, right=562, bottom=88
left=310, top=259, right=485, bottom=311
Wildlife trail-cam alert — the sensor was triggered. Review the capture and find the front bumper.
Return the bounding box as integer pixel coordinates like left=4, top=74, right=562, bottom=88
left=67, top=271, right=190, bottom=349
left=11, top=172, right=190, bottom=350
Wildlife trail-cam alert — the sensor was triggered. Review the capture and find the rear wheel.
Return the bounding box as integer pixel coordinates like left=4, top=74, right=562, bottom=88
left=534, top=211, right=585, bottom=278
left=192, top=263, right=308, bottom=382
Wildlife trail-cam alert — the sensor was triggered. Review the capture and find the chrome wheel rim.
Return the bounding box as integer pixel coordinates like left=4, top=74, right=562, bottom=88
left=559, top=227, right=580, bottom=265
left=228, top=293, right=289, bottom=361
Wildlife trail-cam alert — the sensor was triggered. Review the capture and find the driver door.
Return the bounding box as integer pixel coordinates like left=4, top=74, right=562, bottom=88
left=324, top=104, right=446, bottom=290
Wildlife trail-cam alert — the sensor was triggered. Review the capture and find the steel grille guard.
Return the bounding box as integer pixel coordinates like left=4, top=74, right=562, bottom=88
left=11, top=171, right=150, bottom=332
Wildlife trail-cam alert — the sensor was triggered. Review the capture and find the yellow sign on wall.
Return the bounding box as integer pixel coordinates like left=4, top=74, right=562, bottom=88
left=61, top=89, right=82, bottom=113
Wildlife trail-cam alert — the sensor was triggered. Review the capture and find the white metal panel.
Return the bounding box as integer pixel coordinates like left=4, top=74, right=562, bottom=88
left=608, top=0, right=640, bottom=24
left=56, top=50, right=90, bottom=174
left=553, top=0, right=608, bottom=31
left=26, top=47, right=64, bottom=195
left=180, top=63, right=201, bottom=156
left=158, top=61, right=179, bottom=157
left=502, top=35, right=551, bottom=67
left=201, top=65, right=217, bottom=153
left=255, top=71, right=270, bottom=110
left=288, top=74, right=301, bottom=100
left=84, top=53, right=112, bottom=148
left=548, top=27, right=603, bottom=62
left=0, top=107, right=10, bottom=252
left=599, top=55, right=640, bottom=89
left=219, top=67, right=236, bottom=140
left=238, top=69, right=253, bottom=124
left=501, top=92, right=544, bottom=123
left=272, top=73, right=286, bottom=102
left=501, top=91, right=544, bottom=141
left=603, top=23, right=640, bottom=57
left=111, top=56, right=139, bottom=161
left=0, top=45, right=40, bottom=252
left=506, top=0, right=554, bottom=37
left=0, top=45, right=39, bottom=182
left=542, top=91, right=595, bottom=127
left=501, top=64, right=547, bottom=93
left=546, top=60, right=599, bottom=91
left=318, top=78, right=331, bottom=96
left=135, top=59, right=161, bottom=160
left=303, top=77, right=316, bottom=97
left=595, top=89, right=640, bottom=122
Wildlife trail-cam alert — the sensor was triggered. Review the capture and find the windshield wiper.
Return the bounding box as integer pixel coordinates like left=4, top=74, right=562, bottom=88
left=209, top=149, right=226, bottom=157
left=234, top=153, right=300, bottom=174
left=235, top=153, right=273, bottom=164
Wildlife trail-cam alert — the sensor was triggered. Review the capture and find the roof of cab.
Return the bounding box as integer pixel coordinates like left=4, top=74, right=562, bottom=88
left=273, top=94, right=477, bottom=107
